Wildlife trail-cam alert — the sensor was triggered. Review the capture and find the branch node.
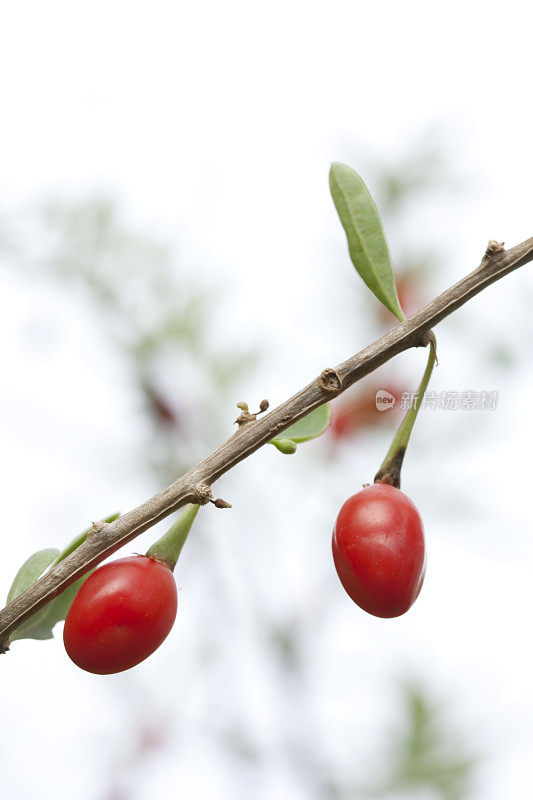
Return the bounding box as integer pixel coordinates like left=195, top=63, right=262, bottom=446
left=481, top=239, right=505, bottom=267
left=417, top=330, right=438, bottom=364
left=89, top=520, right=107, bottom=536
left=319, top=368, right=341, bottom=393
left=235, top=400, right=256, bottom=426
left=192, top=483, right=213, bottom=505
left=235, top=399, right=269, bottom=426
left=486, top=239, right=505, bottom=255
left=235, top=412, right=254, bottom=426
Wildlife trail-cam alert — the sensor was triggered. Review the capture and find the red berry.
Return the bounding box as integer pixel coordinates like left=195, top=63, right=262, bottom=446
left=332, top=483, right=425, bottom=618
left=63, top=555, right=178, bottom=674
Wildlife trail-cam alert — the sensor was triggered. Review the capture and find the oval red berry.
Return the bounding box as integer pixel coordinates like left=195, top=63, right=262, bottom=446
left=332, top=483, right=425, bottom=618
left=63, top=555, right=177, bottom=674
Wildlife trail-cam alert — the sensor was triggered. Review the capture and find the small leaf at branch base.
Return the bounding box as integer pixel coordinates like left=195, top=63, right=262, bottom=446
left=6, top=549, right=59, bottom=605
left=5, top=511, right=120, bottom=645
left=6, top=548, right=94, bottom=643
left=269, top=403, right=331, bottom=454
left=9, top=572, right=95, bottom=642
left=329, top=162, right=405, bottom=322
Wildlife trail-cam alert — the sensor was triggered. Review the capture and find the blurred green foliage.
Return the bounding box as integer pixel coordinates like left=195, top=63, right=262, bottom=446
left=367, top=682, right=476, bottom=800
left=36, top=198, right=257, bottom=479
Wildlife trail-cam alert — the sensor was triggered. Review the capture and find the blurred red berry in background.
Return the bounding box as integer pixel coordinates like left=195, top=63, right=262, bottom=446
left=376, top=270, right=424, bottom=326
left=330, top=383, right=405, bottom=442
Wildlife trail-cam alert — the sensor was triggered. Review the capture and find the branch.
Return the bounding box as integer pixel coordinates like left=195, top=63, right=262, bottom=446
left=1, top=236, right=532, bottom=650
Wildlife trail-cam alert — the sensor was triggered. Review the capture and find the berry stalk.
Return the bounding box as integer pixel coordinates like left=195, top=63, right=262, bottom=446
left=146, top=504, right=200, bottom=571
left=374, top=333, right=437, bottom=488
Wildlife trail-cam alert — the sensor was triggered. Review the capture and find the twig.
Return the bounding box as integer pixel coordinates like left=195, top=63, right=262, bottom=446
left=1, top=236, right=532, bottom=651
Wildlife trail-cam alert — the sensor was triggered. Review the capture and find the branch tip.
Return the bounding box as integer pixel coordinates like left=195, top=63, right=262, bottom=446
left=210, top=498, right=232, bottom=509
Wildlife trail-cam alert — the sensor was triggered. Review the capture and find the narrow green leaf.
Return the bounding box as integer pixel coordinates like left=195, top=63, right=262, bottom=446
left=7, top=549, right=60, bottom=604
left=329, top=162, right=405, bottom=322
left=269, top=403, right=331, bottom=453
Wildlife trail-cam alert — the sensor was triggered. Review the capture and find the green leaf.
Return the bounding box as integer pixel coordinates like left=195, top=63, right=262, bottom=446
left=329, top=162, right=405, bottom=322
left=9, top=571, right=94, bottom=642
left=7, top=549, right=60, bottom=604
left=278, top=404, right=331, bottom=442
left=6, top=511, right=120, bottom=644
left=270, top=403, right=331, bottom=454
left=6, top=547, right=92, bottom=643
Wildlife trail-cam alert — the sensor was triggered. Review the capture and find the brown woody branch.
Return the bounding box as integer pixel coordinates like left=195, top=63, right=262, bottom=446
left=1, top=236, right=532, bottom=651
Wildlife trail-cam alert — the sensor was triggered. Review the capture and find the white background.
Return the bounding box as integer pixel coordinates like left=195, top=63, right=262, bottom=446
left=1, top=3, right=533, bottom=798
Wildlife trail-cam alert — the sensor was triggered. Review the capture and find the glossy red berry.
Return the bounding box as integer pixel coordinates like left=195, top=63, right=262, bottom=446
left=63, top=555, right=178, bottom=674
left=332, top=483, right=425, bottom=618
